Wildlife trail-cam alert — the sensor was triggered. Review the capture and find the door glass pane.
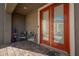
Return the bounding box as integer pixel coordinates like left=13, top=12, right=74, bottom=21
left=42, top=11, right=49, bottom=40
left=54, top=5, right=64, bottom=44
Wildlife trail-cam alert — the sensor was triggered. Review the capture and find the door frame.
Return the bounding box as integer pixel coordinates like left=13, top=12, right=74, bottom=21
left=38, top=3, right=75, bottom=56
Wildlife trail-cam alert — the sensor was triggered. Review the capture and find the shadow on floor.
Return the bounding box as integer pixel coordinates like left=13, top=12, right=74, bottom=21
left=0, top=40, right=50, bottom=56
left=0, top=40, right=68, bottom=56
left=11, top=40, right=50, bottom=55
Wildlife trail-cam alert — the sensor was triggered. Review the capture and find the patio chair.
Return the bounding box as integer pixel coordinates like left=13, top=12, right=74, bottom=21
left=18, top=32, right=28, bottom=41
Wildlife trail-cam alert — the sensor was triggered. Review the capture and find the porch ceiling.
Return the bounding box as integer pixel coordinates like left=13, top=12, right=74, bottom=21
left=13, top=3, right=46, bottom=15
left=5, top=3, right=17, bottom=14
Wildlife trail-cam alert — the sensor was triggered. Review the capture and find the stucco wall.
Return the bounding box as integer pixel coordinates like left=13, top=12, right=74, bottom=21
left=12, top=13, right=25, bottom=37
left=25, top=10, right=38, bottom=33
left=25, top=9, right=38, bottom=42
left=0, top=3, right=11, bottom=44
left=74, top=3, right=79, bottom=56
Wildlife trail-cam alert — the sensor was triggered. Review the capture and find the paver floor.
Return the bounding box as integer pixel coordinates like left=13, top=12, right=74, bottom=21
left=0, top=40, right=68, bottom=56
left=0, top=41, right=49, bottom=56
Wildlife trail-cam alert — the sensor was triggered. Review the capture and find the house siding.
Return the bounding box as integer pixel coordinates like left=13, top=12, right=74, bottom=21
left=74, top=3, right=79, bottom=56
left=4, top=12, right=11, bottom=43
left=0, top=3, right=11, bottom=45
left=0, top=3, right=4, bottom=44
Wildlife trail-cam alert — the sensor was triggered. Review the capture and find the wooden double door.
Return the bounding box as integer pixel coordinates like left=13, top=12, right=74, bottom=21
left=40, top=3, right=70, bottom=54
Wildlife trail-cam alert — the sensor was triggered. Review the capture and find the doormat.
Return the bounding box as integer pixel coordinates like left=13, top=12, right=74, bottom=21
left=47, top=51, right=61, bottom=56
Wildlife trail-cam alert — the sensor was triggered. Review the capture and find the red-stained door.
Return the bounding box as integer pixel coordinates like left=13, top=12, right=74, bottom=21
left=40, top=3, right=70, bottom=54
left=51, top=4, right=70, bottom=54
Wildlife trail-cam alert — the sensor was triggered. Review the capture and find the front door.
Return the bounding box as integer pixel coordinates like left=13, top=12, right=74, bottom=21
left=40, top=3, right=70, bottom=54
left=51, top=4, right=70, bottom=53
